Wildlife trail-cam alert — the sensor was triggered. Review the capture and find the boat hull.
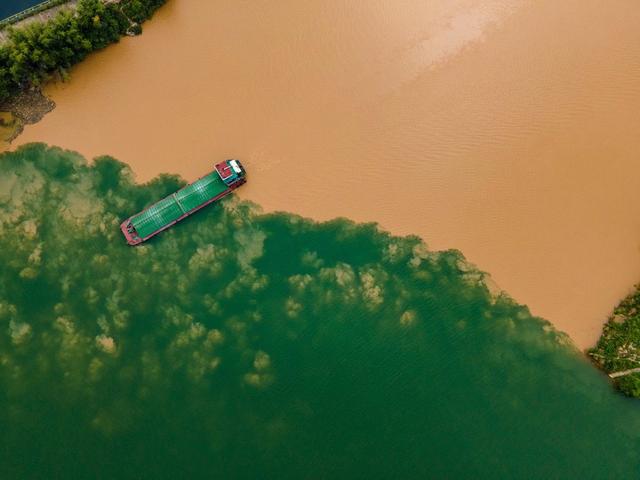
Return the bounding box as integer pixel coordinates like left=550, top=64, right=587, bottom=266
left=120, top=178, right=245, bottom=246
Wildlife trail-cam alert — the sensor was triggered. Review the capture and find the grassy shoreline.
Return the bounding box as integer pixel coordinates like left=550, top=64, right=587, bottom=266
left=589, top=285, right=640, bottom=397
left=0, top=0, right=167, bottom=142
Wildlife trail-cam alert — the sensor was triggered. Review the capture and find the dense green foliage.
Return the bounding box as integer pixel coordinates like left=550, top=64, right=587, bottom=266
left=0, top=0, right=166, bottom=103
left=2, top=144, right=640, bottom=479
left=589, top=286, right=640, bottom=397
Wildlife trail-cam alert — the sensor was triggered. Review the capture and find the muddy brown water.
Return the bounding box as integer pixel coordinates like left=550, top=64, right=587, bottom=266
left=7, top=0, right=640, bottom=348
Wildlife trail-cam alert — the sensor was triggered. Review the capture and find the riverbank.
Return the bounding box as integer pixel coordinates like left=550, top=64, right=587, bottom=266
left=0, top=89, right=54, bottom=142
left=0, top=0, right=167, bottom=140
left=9, top=0, right=640, bottom=349
left=590, top=286, right=640, bottom=397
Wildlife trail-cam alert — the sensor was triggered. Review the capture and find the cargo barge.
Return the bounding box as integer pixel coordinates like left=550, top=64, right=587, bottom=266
left=120, top=159, right=246, bottom=245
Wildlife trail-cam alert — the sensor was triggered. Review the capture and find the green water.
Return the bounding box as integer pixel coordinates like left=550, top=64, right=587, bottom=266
left=1, top=144, right=639, bottom=479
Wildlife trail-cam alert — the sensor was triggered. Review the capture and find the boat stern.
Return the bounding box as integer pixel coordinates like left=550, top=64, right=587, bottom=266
left=120, top=218, right=143, bottom=246
left=215, top=159, right=246, bottom=187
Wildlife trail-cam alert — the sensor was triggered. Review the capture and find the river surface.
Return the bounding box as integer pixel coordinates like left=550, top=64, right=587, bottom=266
left=0, top=0, right=47, bottom=20
left=2, top=144, right=640, bottom=478
left=10, top=0, right=640, bottom=348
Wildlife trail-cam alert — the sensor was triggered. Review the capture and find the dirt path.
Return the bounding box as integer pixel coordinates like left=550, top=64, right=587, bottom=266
left=609, top=368, right=640, bottom=379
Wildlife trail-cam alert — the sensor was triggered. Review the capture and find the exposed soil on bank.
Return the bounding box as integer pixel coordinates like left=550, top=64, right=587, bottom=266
left=7, top=0, right=640, bottom=348
left=0, top=89, right=54, bottom=142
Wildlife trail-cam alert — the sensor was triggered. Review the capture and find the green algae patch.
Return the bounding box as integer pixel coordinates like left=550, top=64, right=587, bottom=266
left=1, top=143, right=640, bottom=478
